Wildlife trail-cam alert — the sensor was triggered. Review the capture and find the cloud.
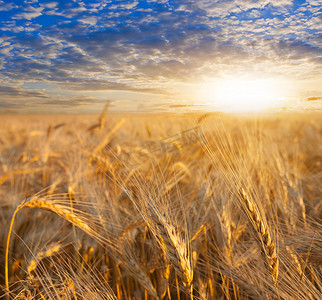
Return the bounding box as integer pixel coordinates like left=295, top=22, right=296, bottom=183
left=110, top=1, right=139, bottom=10
left=0, top=26, right=25, bottom=33
left=0, top=100, right=26, bottom=109
left=40, top=2, right=58, bottom=9
left=178, top=0, right=293, bottom=18
left=58, top=79, right=166, bottom=94
left=41, top=95, right=100, bottom=107
left=0, top=85, right=49, bottom=98
left=79, top=16, right=97, bottom=26
left=307, top=0, right=321, bottom=6
left=0, top=0, right=321, bottom=112
left=303, top=96, right=322, bottom=101
left=13, top=6, right=44, bottom=20
left=0, top=1, right=18, bottom=11
left=0, top=94, right=103, bottom=113
left=274, top=40, right=321, bottom=62
left=13, top=11, right=42, bottom=20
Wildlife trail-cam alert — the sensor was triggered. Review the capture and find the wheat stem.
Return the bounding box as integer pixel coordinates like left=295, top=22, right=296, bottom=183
left=239, top=188, right=279, bottom=287
left=5, top=197, right=93, bottom=297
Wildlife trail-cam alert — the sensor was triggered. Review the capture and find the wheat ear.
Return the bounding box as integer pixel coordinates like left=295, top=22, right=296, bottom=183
left=124, top=259, right=159, bottom=299
left=27, top=243, right=62, bottom=278
left=147, top=200, right=193, bottom=298
left=5, top=197, right=93, bottom=296
left=238, top=188, right=279, bottom=287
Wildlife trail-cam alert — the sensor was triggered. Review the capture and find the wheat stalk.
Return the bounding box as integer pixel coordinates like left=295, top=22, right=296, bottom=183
left=221, top=208, right=233, bottom=262
left=124, top=259, right=159, bottom=299
left=238, top=188, right=279, bottom=287
left=146, top=200, right=194, bottom=298
left=24, top=199, right=92, bottom=232
left=5, top=197, right=94, bottom=296
left=27, top=243, right=62, bottom=278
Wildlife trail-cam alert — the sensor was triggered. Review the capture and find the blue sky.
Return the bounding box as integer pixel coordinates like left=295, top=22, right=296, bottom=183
left=0, top=0, right=321, bottom=113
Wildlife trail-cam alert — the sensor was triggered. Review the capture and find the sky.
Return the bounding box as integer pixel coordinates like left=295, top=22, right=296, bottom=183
left=0, top=0, right=321, bottom=113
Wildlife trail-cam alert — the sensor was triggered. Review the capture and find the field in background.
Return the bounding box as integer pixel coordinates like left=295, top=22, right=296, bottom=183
left=0, top=112, right=321, bottom=299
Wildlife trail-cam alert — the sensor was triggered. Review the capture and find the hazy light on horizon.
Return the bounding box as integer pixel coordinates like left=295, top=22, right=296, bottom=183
left=195, top=77, right=296, bottom=112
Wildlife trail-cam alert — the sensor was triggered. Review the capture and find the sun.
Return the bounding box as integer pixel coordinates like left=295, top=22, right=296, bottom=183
left=196, top=77, right=284, bottom=112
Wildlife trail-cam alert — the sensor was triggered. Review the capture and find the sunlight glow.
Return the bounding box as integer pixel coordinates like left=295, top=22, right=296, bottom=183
left=196, top=78, right=285, bottom=112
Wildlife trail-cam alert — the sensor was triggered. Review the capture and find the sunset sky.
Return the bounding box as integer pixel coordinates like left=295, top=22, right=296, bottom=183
left=0, top=0, right=321, bottom=113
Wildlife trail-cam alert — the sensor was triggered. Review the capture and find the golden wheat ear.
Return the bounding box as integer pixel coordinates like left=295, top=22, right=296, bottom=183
left=238, top=188, right=279, bottom=287
left=5, top=197, right=95, bottom=296
left=145, top=199, right=194, bottom=298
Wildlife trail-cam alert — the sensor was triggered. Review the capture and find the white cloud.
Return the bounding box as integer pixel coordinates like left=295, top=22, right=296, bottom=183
left=79, top=16, right=97, bottom=26
left=13, top=6, right=44, bottom=20
left=120, top=2, right=138, bottom=10
left=0, top=45, right=14, bottom=55
left=307, top=0, right=321, bottom=6
left=180, top=0, right=294, bottom=18
left=69, top=6, right=87, bottom=13
left=0, top=26, right=25, bottom=33
left=0, top=1, right=18, bottom=11
left=136, top=8, right=153, bottom=12
left=13, top=11, right=42, bottom=20
left=110, top=1, right=138, bottom=10
left=146, top=0, right=168, bottom=2
left=40, top=2, right=58, bottom=9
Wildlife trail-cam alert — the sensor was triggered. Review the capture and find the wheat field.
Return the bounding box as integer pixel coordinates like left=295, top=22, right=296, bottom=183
left=0, top=111, right=321, bottom=299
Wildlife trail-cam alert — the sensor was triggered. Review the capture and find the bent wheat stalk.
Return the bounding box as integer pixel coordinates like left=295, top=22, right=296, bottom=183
left=5, top=197, right=94, bottom=296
